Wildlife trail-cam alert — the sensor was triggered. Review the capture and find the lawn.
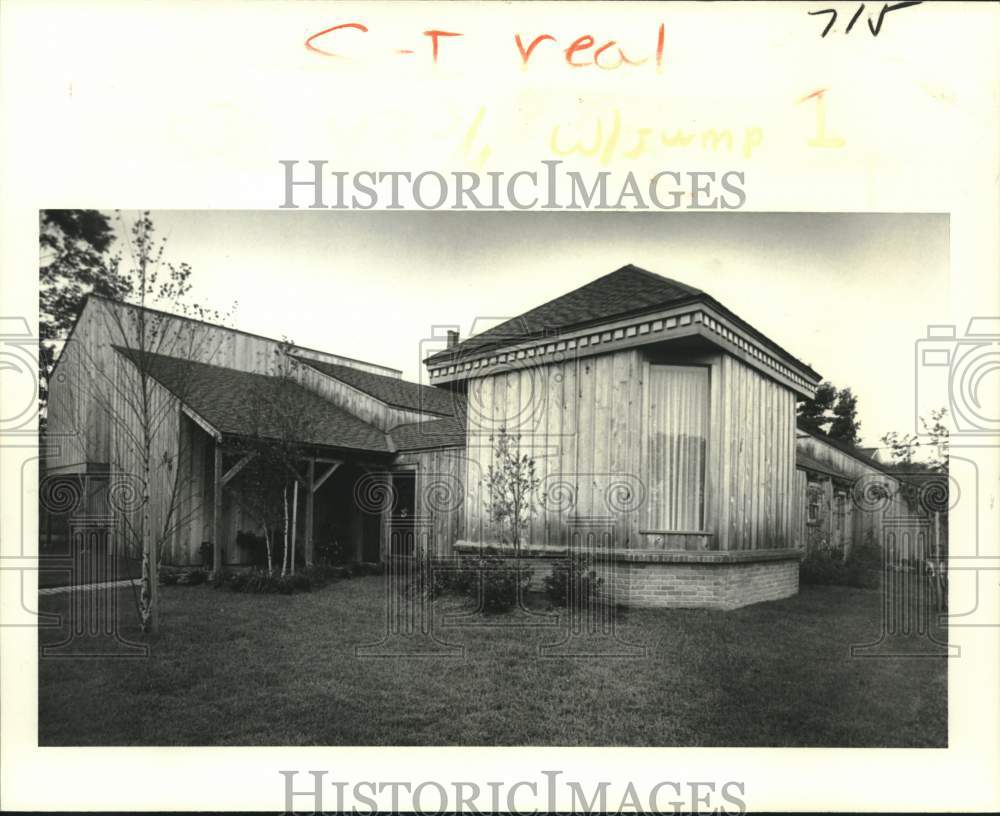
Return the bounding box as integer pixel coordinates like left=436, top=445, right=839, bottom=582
left=38, top=577, right=947, bottom=746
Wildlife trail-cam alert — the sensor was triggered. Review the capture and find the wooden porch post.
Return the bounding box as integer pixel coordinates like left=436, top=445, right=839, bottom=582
left=305, top=459, right=315, bottom=567
left=213, top=443, right=223, bottom=576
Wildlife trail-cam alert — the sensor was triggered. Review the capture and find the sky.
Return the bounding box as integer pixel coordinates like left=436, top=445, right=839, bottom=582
left=108, top=211, right=949, bottom=449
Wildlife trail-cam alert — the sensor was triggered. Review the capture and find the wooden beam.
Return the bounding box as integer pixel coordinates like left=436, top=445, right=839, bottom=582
left=305, top=459, right=315, bottom=567
left=213, top=442, right=223, bottom=577
left=283, top=460, right=309, bottom=486
left=221, top=452, right=257, bottom=487
left=312, top=461, right=341, bottom=494
left=182, top=404, right=222, bottom=442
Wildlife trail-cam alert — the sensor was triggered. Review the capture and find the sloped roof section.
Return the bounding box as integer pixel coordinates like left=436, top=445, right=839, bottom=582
left=113, top=348, right=391, bottom=453
left=796, top=424, right=892, bottom=476
left=295, top=355, right=461, bottom=417
left=795, top=450, right=853, bottom=481
left=426, top=264, right=820, bottom=382
left=428, top=264, right=704, bottom=364
left=390, top=416, right=467, bottom=451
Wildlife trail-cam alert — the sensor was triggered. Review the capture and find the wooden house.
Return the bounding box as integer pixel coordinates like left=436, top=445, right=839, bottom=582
left=46, top=264, right=927, bottom=609
left=44, top=294, right=460, bottom=573
left=423, top=264, right=822, bottom=609
left=794, top=428, right=941, bottom=563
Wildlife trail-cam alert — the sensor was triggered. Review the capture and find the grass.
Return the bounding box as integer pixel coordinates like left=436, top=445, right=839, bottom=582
left=38, top=577, right=947, bottom=746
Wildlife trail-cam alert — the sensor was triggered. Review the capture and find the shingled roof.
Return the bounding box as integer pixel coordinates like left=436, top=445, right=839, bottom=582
left=390, top=416, right=467, bottom=451
left=294, top=356, right=460, bottom=417
left=426, top=264, right=819, bottom=380
left=113, top=348, right=391, bottom=453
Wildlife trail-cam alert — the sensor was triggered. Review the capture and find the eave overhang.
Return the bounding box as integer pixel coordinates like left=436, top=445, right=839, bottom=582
left=426, top=302, right=820, bottom=399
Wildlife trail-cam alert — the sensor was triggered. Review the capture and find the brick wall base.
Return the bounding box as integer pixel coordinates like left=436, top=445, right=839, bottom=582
left=598, top=559, right=799, bottom=610
left=452, top=542, right=802, bottom=610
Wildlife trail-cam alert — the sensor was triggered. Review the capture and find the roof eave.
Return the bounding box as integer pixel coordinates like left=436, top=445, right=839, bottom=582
left=426, top=299, right=820, bottom=399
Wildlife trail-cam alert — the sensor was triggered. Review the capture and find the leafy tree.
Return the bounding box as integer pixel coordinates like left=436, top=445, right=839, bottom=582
left=484, top=427, right=543, bottom=553
left=920, top=407, right=949, bottom=472
left=880, top=430, right=919, bottom=466
left=39, top=210, right=129, bottom=420
left=797, top=380, right=837, bottom=435
left=828, top=387, right=861, bottom=445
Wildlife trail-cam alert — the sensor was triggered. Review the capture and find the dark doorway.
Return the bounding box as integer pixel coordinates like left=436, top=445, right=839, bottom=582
left=389, top=470, right=416, bottom=558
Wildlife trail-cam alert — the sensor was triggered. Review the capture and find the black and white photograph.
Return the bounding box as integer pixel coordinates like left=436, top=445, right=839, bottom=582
left=37, top=210, right=952, bottom=748
left=2, top=1, right=999, bottom=813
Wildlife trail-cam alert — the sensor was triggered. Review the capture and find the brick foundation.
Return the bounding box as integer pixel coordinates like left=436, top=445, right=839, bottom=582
left=452, top=542, right=802, bottom=610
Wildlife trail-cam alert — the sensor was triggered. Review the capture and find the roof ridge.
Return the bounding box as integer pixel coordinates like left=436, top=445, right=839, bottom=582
left=620, top=263, right=704, bottom=296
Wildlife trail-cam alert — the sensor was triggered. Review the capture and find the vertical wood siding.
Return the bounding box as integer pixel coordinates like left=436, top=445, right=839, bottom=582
left=464, top=347, right=798, bottom=552
left=393, top=447, right=468, bottom=556
left=713, top=354, right=797, bottom=550
left=793, top=433, right=921, bottom=556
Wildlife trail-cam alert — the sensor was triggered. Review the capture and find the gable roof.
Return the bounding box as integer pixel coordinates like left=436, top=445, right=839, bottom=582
left=427, top=264, right=701, bottom=363
left=113, top=347, right=391, bottom=453
left=426, top=264, right=820, bottom=382
left=390, top=415, right=467, bottom=451
left=294, top=355, right=460, bottom=417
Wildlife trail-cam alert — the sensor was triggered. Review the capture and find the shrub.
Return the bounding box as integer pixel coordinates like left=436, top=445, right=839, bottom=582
left=463, top=553, right=532, bottom=614
left=314, top=538, right=346, bottom=565
left=213, top=564, right=351, bottom=594
left=183, top=568, right=208, bottom=586
left=159, top=566, right=206, bottom=586
left=158, top=567, right=180, bottom=586
left=800, top=538, right=882, bottom=589
left=407, top=553, right=531, bottom=613
left=542, top=556, right=603, bottom=608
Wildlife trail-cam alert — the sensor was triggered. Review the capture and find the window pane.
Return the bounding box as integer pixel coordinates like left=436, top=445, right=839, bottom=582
left=646, top=364, right=709, bottom=531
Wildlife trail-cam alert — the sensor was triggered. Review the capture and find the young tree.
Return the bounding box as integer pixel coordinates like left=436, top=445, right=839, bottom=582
left=39, top=210, right=130, bottom=426
left=797, top=380, right=837, bottom=435
left=74, top=212, right=234, bottom=632
left=484, top=427, right=543, bottom=554
left=228, top=344, right=316, bottom=577
left=828, top=387, right=861, bottom=445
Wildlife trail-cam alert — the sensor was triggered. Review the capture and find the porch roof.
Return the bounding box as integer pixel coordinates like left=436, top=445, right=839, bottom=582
left=113, top=347, right=392, bottom=453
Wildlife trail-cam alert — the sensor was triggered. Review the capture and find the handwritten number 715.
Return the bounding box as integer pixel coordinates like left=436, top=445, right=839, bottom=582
left=809, top=1, right=923, bottom=38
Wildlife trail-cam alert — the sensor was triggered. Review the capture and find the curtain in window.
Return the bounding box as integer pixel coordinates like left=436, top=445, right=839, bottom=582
left=646, top=364, right=709, bottom=531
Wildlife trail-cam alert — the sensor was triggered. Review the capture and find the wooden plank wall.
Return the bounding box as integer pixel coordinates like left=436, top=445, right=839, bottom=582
left=463, top=346, right=800, bottom=552
left=793, top=432, right=919, bottom=555
left=109, top=350, right=185, bottom=563
left=714, top=354, right=798, bottom=551
left=466, top=349, right=645, bottom=550
left=46, top=300, right=116, bottom=472
left=393, top=448, right=468, bottom=556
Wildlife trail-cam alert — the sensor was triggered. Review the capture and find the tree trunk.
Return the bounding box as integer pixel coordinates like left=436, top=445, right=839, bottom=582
left=264, top=526, right=273, bottom=576
left=281, top=485, right=289, bottom=576
left=290, top=479, right=299, bottom=576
